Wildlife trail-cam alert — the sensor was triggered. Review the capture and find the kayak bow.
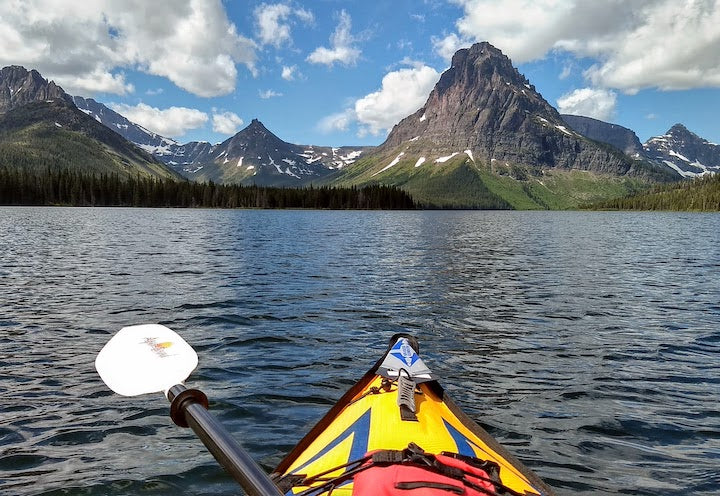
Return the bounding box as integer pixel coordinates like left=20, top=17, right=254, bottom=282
left=273, top=334, right=555, bottom=496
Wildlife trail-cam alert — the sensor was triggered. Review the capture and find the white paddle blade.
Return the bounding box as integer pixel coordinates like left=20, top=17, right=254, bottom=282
left=95, top=324, right=198, bottom=396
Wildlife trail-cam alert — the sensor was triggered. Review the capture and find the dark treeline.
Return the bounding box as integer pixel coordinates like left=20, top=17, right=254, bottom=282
left=0, top=167, right=416, bottom=209
left=589, top=173, right=720, bottom=211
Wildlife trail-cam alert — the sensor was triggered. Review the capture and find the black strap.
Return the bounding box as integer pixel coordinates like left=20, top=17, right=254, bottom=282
left=396, top=481, right=464, bottom=493
left=282, top=444, right=523, bottom=496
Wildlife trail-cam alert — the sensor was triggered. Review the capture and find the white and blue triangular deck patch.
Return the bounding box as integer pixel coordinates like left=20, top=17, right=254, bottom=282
left=378, top=337, right=435, bottom=383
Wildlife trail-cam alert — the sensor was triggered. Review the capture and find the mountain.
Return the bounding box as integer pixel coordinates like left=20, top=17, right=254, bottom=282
left=334, top=42, right=675, bottom=208
left=643, top=124, right=720, bottom=178
left=0, top=66, right=179, bottom=179
left=70, top=96, right=215, bottom=171
left=0, top=99, right=179, bottom=179
left=71, top=96, right=369, bottom=185
left=180, top=119, right=369, bottom=186
left=0, top=65, right=73, bottom=113
left=561, top=114, right=644, bottom=157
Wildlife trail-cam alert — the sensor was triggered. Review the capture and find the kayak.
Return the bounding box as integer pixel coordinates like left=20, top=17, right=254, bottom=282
left=96, top=325, right=555, bottom=496
left=271, top=334, right=555, bottom=496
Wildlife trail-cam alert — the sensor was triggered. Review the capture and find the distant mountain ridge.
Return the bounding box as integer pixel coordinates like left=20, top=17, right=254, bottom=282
left=643, top=124, right=720, bottom=177
left=70, top=96, right=215, bottom=171
left=182, top=118, right=369, bottom=185
left=0, top=65, right=178, bottom=179
left=4, top=58, right=717, bottom=209
left=561, top=115, right=720, bottom=178
left=561, top=114, right=644, bottom=157
left=71, top=97, right=370, bottom=185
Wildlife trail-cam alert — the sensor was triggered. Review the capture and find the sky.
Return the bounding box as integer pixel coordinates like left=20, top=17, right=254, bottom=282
left=1, top=0, right=719, bottom=147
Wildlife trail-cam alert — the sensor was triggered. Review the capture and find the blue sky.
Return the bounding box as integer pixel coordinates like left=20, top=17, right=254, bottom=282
left=1, top=0, right=719, bottom=147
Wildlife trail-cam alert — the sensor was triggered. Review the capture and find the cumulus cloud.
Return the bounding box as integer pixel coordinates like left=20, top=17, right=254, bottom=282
left=259, top=89, right=283, bottom=99
left=212, top=111, right=244, bottom=135
left=0, top=0, right=257, bottom=97
left=557, top=88, right=617, bottom=121
left=317, top=62, right=440, bottom=137
left=445, top=0, right=720, bottom=91
left=281, top=65, right=297, bottom=80
left=317, top=109, right=355, bottom=133
left=355, top=64, right=440, bottom=136
left=109, top=102, right=208, bottom=138
left=307, top=10, right=361, bottom=67
left=432, top=33, right=470, bottom=62
left=254, top=3, right=314, bottom=48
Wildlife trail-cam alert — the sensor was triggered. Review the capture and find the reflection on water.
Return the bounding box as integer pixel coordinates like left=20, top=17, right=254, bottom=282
left=1, top=207, right=719, bottom=495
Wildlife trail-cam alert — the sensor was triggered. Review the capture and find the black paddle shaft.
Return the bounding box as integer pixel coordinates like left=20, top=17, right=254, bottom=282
left=167, top=384, right=283, bottom=496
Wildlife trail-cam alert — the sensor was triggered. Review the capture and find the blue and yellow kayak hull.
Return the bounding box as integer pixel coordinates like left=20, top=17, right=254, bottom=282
left=274, top=336, right=555, bottom=496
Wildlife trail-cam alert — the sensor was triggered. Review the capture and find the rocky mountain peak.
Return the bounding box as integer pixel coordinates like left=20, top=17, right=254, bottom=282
left=643, top=123, right=720, bottom=177
left=667, top=123, right=694, bottom=139
left=244, top=118, right=273, bottom=136
left=377, top=41, right=650, bottom=178
left=229, top=118, right=285, bottom=149
left=0, top=65, right=71, bottom=113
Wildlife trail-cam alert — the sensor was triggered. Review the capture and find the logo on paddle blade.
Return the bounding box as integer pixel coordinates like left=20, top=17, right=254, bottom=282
left=390, top=339, right=419, bottom=367
left=143, top=337, right=173, bottom=358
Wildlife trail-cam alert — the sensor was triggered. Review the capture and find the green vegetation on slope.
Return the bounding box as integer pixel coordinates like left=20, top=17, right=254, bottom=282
left=0, top=100, right=177, bottom=179
left=0, top=167, right=416, bottom=209
left=589, top=173, right=720, bottom=211
left=333, top=146, right=652, bottom=209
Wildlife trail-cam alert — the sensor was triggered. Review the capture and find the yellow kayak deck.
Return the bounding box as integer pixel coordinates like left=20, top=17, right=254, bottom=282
left=273, top=336, right=554, bottom=496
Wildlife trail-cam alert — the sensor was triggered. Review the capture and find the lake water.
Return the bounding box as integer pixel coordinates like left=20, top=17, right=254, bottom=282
left=1, top=207, right=719, bottom=495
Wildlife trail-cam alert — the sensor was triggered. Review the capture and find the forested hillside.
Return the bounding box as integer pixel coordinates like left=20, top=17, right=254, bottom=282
left=591, top=174, right=720, bottom=211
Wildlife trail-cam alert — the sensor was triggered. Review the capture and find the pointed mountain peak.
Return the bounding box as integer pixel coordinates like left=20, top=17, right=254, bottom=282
left=667, top=123, right=692, bottom=136
left=455, top=41, right=507, bottom=63
left=1, top=65, right=71, bottom=113
left=246, top=118, right=268, bottom=131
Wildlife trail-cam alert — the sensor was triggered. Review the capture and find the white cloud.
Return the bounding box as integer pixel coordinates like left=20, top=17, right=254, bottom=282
left=317, top=62, right=440, bottom=137
left=212, top=111, right=244, bottom=135
left=281, top=65, right=297, bottom=80
left=445, top=0, right=720, bottom=91
left=108, top=102, right=208, bottom=137
left=295, top=7, right=315, bottom=24
left=432, top=33, right=470, bottom=62
left=355, top=64, right=441, bottom=136
left=557, top=88, right=617, bottom=121
left=145, top=88, right=163, bottom=96
left=307, top=10, right=360, bottom=67
left=317, top=109, right=355, bottom=133
left=259, top=89, right=283, bottom=99
left=254, top=3, right=314, bottom=48
left=0, top=0, right=257, bottom=97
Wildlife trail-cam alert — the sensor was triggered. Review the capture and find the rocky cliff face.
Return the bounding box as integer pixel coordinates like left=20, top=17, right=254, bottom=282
left=643, top=124, right=720, bottom=177
left=561, top=114, right=644, bottom=157
left=0, top=66, right=72, bottom=113
left=380, top=42, right=653, bottom=177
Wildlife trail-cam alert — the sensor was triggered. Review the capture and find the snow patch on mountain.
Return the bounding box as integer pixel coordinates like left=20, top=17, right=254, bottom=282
left=373, top=152, right=404, bottom=176
left=435, top=152, right=459, bottom=163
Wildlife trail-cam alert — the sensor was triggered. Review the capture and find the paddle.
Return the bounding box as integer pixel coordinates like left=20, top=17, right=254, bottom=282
left=95, top=324, right=282, bottom=496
